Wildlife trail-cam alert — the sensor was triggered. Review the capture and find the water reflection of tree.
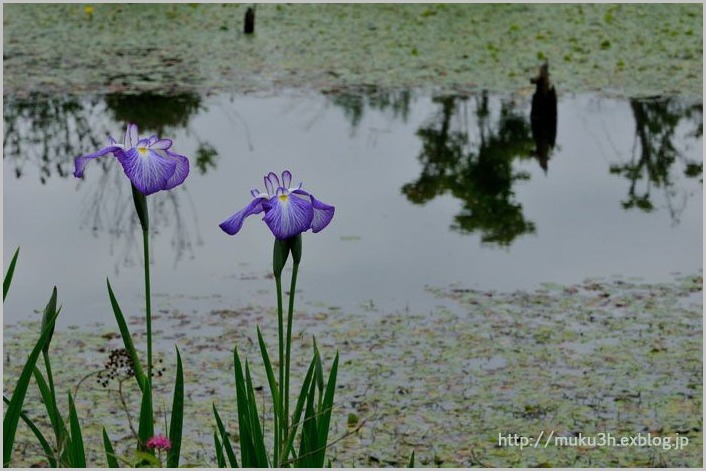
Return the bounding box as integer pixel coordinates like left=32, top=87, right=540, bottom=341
left=3, top=94, right=109, bottom=183
left=609, top=97, right=703, bottom=222
left=402, top=93, right=536, bottom=246
left=3, top=93, right=210, bottom=268
left=325, top=86, right=412, bottom=135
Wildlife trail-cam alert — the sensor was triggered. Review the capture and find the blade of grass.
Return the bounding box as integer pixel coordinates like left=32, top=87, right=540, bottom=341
left=166, top=347, right=184, bottom=468
left=256, top=326, right=280, bottom=463
left=67, top=391, right=86, bottom=467
left=3, top=396, right=57, bottom=467
left=107, top=279, right=145, bottom=392
left=282, top=356, right=316, bottom=465
left=297, top=379, right=320, bottom=467
left=213, top=403, right=238, bottom=468
left=213, top=432, right=226, bottom=468
left=312, top=338, right=324, bottom=396
left=407, top=450, right=415, bottom=468
left=3, top=287, right=58, bottom=467
left=137, top=380, right=154, bottom=453
left=315, top=352, right=339, bottom=455
left=32, top=366, right=66, bottom=447
left=233, top=349, right=256, bottom=467
left=3, top=247, right=19, bottom=302
left=244, top=361, right=269, bottom=467
left=256, top=326, right=280, bottom=416
left=102, top=428, right=119, bottom=468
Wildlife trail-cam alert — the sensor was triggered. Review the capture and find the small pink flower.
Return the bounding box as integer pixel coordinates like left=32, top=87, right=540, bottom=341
left=146, top=435, right=172, bottom=451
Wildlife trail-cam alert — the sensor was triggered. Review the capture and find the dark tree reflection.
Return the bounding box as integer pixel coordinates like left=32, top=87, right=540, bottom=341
left=609, top=97, right=702, bottom=222
left=104, top=92, right=202, bottom=136
left=3, top=92, right=212, bottom=268
left=402, top=93, right=536, bottom=247
left=3, top=94, right=109, bottom=183
left=324, top=86, right=412, bottom=135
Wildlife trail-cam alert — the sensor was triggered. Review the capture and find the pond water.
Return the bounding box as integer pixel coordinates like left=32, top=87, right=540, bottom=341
left=2, top=90, right=703, bottom=330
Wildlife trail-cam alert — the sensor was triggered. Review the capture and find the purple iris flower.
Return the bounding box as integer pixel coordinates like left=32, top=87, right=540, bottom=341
left=220, top=171, right=335, bottom=240
left=74, top=123, right=189, bottom=195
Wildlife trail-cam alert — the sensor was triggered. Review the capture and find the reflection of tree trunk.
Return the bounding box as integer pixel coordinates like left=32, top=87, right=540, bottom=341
left=530, top=63, right=557, bottom=173
left=611, top=97, right=701, bottom=216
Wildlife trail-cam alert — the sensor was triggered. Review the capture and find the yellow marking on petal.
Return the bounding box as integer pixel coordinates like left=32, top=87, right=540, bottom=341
left=137, top=146, right=148, bottom=156
left=278, top=194, right=288, bottom=202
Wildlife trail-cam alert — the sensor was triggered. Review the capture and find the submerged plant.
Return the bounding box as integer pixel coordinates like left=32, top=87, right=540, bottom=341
left=218, top=170, right=338, bottom=467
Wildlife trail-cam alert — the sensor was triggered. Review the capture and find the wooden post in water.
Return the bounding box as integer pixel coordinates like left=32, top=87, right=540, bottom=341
left=244, top=5, right=256, bottom=34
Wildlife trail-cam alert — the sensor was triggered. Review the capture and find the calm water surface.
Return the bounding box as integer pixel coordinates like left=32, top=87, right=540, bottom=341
left=3, top=91, right=702, bottom=328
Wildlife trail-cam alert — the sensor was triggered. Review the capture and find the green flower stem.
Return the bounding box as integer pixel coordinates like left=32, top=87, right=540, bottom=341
left=131, top=184, right=154, bottom=443
left=283, top=261, right=299, bottom=457
left=143, top=228, right=152, bottom=392
left=275, top=274, right=284, bottom=464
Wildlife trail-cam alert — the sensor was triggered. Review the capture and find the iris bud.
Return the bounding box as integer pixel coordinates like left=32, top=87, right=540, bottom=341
left=273, top=238, right=290, bottom=278
left=131, top=184, right=149, bottom=232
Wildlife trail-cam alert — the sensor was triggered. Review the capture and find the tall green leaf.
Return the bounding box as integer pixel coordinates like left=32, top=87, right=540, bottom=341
left=107, top=279, right=145, bottom=391
left=3, top=396, right=57, bottom=468
left=102, top=428, right=119, bottom=468
left=316, top=353, right=339, bottom=457
left=137, top=380, right=154, bottom=453
left=297, top=379, right=320, bottom=467
left=213, top=404, right=238, bottom=468
left=3, top=247, right=19, bottom=301
left=282, top=356, right=317, bottom=465
left=244, top=361, right=269, bottom=467
left=232, top=350, right=252, bottom=465
left=32, top=367, right=66, bottom=450
left=167, top=347, right=184, bottom=468
left=67, top=392, right=86, bottom=467
left=256, top=326, right=280, bottom=417
left=213, top=432, right=226, bottom=468
left=3, top=287, right=58, bottom=467
left=407, top=450, right=416, bottom=468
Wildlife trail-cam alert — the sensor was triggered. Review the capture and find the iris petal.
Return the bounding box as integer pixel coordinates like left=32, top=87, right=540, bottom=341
left=281, top=170, right=292, bottom=189
left=263, top=193, right=314, bottom=239
left=151, top=139, right=173, bottom=150
left=219, top=197, right=266, bottom=235
left=74, top=145, right=123, bottom=178
left=126, top=124, right=138, bottom=148
left=265, top=172, right=279, bottom=196
left=118, top=147, right=177, bottom=195
left=309, top=195, right=335, bottom=233
left=163, top=150, right=190, bottom=190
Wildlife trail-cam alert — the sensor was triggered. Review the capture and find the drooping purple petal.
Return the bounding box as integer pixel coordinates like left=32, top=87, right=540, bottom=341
left=309, top=195, right=335, bottom=233
left=219, top=197, right=266, bottom=235
left=118, top=147, right=177, bottom=195
left=74, top=145, right=123, bottom=178
left=281, top=170, right=292, bottom=189
left=263, top=190, right=314, bottom=239
left=163, top=150, right=190, bottom=190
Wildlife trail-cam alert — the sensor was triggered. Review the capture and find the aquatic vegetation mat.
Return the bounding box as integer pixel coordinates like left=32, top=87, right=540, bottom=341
left=3, top=273, right=702, bottom=467
left=3, top=3, right=702, bottom=98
